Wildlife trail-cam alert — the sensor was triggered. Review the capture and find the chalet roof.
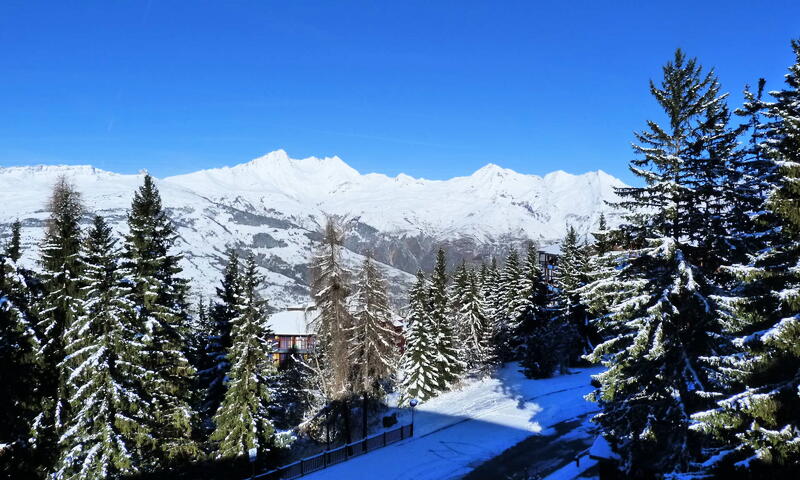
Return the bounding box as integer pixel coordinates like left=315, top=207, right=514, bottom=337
left=269, top=309, right=314, bottom=336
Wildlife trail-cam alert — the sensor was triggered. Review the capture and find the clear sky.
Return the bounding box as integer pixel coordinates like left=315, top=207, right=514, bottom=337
left=1, top=1, right=798, bottom=184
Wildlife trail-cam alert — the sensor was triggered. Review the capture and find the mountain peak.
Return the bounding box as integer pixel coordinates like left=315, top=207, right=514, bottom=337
left=246, top=149, right=291, bottom=167
left=472, top=163, right=515, bottom=178
left=243, top=150, right=358, bottom=176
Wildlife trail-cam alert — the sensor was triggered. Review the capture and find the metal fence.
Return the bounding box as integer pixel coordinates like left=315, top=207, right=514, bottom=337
left=253, top=424, right=414, bottom=480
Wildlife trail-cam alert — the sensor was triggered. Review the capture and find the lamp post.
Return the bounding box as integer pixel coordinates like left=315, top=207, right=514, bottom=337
left=409, top=398, right=419, bottom=437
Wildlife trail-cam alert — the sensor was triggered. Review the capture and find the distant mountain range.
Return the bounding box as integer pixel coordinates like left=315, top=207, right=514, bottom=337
left=0, top=150, right=626, bottom=306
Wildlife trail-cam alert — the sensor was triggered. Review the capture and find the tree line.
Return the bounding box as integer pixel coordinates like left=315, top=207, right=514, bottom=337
left=400, top=227, right=598, bottom=403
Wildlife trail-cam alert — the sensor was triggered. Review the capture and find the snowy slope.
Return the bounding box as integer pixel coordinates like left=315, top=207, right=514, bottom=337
left=303, top=364, right=603, bottom=480
left=0, top=151, right=626, bottom=305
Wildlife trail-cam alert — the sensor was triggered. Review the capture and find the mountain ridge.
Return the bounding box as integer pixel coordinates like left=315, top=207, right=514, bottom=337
left=0, top=150, right=626, bottom=306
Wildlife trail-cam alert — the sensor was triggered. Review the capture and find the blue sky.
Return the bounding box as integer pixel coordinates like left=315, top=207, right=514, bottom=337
left=1, top=1, right=798, bottom=184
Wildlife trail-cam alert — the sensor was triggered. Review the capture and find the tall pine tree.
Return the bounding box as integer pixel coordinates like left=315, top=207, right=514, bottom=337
left=33, top=176, right=84, bottom=471
left=428, top=248, right=463, bottom=388
left=553, top=227, right=593, bottom=362
left=210, top=255, right=290, bottom=460
left=54, top=216, right=151, bottom=480
left=5, top=219, right=22, bottom=263
left=582, top=50, right=726, bottom=475
left=123, top=174, right=197, bottom=466
left=517, top=244, right=560, bottom=378
left=493, top=250, right=523, bottom=361
left=453, top=265, right=493, bottom=370
left=201, top=249, right=241, bottom=427
left=692, top=40, right=800, bottom=474
left=0, top=249, right=42, bottom=478
left=401, top=271, right=439, bottom=402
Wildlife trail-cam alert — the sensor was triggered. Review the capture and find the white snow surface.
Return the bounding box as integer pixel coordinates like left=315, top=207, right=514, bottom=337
left=268, top=309, right=314, bottom=336
left=303, top=363, right=603, bottom=480
left=0, top=150, right=626, bottom=305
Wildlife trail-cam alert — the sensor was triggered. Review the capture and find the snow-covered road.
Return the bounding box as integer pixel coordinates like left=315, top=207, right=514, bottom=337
left=303, top=364, right=603, bottom=480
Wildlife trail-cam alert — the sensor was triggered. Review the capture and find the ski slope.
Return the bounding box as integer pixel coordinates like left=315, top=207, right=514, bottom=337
left=304, top=363, right=604, bottom=480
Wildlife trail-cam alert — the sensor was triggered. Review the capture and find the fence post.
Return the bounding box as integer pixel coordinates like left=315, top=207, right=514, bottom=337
left=301, top=459, right=304, bottom=476
left=383, top=431, right=387, bottom=447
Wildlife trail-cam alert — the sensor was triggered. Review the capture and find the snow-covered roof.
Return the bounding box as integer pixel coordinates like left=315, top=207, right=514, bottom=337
left=269, top=309, right=314, bottom=336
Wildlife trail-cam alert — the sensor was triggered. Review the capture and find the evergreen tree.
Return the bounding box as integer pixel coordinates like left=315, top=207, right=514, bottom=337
left=33, top=176, right=84, bottom=469
left=493, top=250, right=522, bottom=361
left=202, top=249, right=241, bottom=425
left=350, top=252, right=399, bottom=438
left=0, top=254, right=42, bottom=478
left=449, top=260, right=470, bottom=321
left=123, top=174, right=197, bottom=465
left=211, top=255, right=290, bottom=460
left=553, top=227, right=593, bottom=362
left=595, top=213, right=609, bottom=256
left=692, top=41, right=800, bottom=474
left=454, top=267, right=493, bottom=371
left=5, top=219, right=22, bottom=263
left=428, top=248, right=463, bottom=387
left=480, top=258, right=503, bottom=341
left=271, top=349, right=314, bottom=431
left=581, top=50, right=725, bottom=475
left=400, top=271, right=440, bottom=402
left=517, top=244, right=560, bottom=378
left=54, top=216, right=151, bottom=480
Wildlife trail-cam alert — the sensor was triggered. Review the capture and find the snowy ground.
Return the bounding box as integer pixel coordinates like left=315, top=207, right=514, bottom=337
left=302, top=363, right=604, bottom=480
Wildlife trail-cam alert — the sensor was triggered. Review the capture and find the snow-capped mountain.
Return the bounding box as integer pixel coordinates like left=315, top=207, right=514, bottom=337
left=0, top=150, right=626, bottom=306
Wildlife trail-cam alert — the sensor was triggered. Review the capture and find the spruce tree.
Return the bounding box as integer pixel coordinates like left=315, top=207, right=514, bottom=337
left=33, top=176, right=84, bottom=469
left=400, top=271, right=439, bottom=402
left=581, top=50, right=725, bottom=475
left=0, top=253, right=42, bottom=478
left=271, top=349, right=314, bottom=430
left=553, top=227, right=593, bottom=362
left=493, top=250, right=522, bottom=361
left=595, top=213, right=609, bottom=256
left=455, top=267, right=493, bottom=371
left=449, top=260, right=470, bottom=322
left=5, top=219, right=22, bottom=263
left=123, top=174, right=197, bottom=465
left=692, top=41, right=800, bottom=474
left=428, top=248, right=463, bottom=388
left=517, top=244, right=560, bottom=378
left=54, top=216, right=151, bottom=480
left=210, top=255, right=290, bottom=460
left=202, top=249, right=240, bottom=425
left=480, top=258, right=503, bottom=343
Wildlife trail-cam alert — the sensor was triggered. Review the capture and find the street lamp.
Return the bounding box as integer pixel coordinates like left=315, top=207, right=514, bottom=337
left=409, top=398, right=419, bottom=437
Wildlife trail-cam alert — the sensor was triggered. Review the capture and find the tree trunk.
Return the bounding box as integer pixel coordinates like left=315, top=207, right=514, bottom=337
left=362, top=392, right=369, bottom=440
left=342, top=399, right=352, bottom=444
